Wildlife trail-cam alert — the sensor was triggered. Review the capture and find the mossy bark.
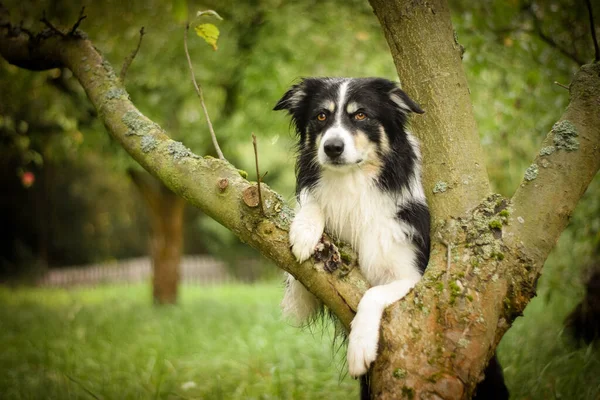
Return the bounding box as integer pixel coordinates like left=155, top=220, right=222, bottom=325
left=1, top=6, right=599, bottom=399
left=366, top=1, right=600, bottom=398
left=369, top=0, right=491, bottom=222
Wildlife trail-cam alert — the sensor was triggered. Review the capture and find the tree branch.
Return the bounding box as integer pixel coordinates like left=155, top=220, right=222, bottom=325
left=507, top=62, right=600, bottom=268
left=369, top=0, right=491, bottom=223
left=525, top=3, right=586, bottom=65
left=0, top=13, right=367, bottom=330
left=585, top=0, right=599, bottom=62
left=120, top=26, right=145, bottom=83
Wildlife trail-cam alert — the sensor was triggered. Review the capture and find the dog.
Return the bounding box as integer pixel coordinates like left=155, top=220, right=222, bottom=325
left=274, top=77, right=508, bottom=399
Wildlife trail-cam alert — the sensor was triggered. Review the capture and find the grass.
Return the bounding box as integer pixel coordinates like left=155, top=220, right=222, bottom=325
left=0, top=283, right=356, bottom=400
left=0, top=279, right=598, bottom=399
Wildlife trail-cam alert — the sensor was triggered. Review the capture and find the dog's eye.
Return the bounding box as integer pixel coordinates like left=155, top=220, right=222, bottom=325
left=317, top=112, right=327, bottom=122
left=354, top=112, right=367, bottom=121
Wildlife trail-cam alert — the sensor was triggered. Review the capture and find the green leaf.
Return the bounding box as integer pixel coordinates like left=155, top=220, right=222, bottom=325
left=195, top=23, right=220, bottom=51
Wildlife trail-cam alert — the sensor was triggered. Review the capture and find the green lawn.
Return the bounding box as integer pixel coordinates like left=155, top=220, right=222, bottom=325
left=0, top=281, right=598, bottom=399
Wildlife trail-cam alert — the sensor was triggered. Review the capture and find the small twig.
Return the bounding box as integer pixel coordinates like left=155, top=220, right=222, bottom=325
left=18, top=20, right=34, bottom=39
left=252, top=132, right=265, bottom=215
left=183, top=22, right=225, bottom=160
left=554, top=81, right=569, bottom=90
left=68, top=7, right=86, bottom=36
left=40, top=11, right=65, bottom=37
left=526, top=5, right=585, bottom=65
left=120, top=27, right=145, bottom=83
left=585, top=0, right=599, bottom=62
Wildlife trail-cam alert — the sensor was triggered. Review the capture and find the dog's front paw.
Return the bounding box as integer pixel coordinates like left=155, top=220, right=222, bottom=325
left=347, top=324, right=379, bottom=378
left=289, top=218, right=323, bottom=263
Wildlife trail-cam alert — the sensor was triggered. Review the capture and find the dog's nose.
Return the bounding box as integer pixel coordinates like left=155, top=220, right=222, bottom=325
left=324, top=138, right=344, bottom=158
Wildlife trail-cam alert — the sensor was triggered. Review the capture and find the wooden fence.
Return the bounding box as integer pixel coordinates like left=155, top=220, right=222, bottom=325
left=38, top=256, right=232, bottom=288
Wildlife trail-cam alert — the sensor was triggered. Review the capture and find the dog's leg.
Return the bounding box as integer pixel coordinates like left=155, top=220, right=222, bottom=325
left=281, top=273, right=322, bottom=325
left=347, top=277, right=420, bottom=377
left=289, top=188, right=325, bottom=263
left=283, top=188, right=325, bottom=325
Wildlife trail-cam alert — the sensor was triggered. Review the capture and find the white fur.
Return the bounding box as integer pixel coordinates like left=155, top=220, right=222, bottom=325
left=405, top=131, right=426, bottom=203
left=389, top=93, right=412, bottom=112
left=318, top=126, right=362, bottom=166
left=289, top=189, right=325, bottom=263
left=314, top=168, right=421, bottom=285
left=281, top=273, right=322, bottom=325
left=347, top=278, right=420, bottom=377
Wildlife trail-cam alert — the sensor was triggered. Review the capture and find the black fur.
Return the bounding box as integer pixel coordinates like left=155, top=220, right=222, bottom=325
left=397, top=201, right=430, bottom=274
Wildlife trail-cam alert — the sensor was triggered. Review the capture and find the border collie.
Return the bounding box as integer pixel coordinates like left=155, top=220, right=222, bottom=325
left=274, top=77, right=428, bottom=375
left=273, top=77, right=507, bottom=399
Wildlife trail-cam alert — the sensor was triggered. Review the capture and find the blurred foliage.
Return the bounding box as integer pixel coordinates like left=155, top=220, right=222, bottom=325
left=0, top=0, right=598, bottom=289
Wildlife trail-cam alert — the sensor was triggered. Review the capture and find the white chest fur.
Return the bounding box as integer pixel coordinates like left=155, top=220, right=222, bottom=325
left=312, top=169, right=421, bottom=285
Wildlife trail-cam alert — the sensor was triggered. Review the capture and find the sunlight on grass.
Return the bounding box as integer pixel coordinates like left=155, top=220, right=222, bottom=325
left=1, top=281, right=598, bottom=399
left=0, top=283, right=356, bottom=399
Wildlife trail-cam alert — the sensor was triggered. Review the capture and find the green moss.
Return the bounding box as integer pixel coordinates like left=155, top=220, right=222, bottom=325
left=489, top=219, right=502, bottom=229
left=524, top=164, right=539, bottom=181
left=238, top=169, right=249, bottom=179
left=339, top=250, right=352, bottom=263
left=449, top=280, right=461, bottom=295
left=435, top=281, right=445, bottom=292
left=426, top=372, right=444, bottom=383
left=499, top=209, right=510, bottom=218
left=393, top=368, right=408, bottom=379
left=503, top=297, right=512, bottom=313
left=401, top=386, right=415, bottom=400
left=448, top=280, right=462, bottom=304
left=552, top=120, right=579, bottom=151
left=433, top=181, right=448, bottom=194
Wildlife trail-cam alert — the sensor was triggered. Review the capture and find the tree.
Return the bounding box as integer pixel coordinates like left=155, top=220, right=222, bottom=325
left=129, top=169, right=184, bottom=304
left=1, top=1, right=598, bottom=398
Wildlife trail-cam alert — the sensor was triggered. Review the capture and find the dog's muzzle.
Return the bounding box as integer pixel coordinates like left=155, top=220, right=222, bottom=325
left=324, top=138, right=344, bottom=160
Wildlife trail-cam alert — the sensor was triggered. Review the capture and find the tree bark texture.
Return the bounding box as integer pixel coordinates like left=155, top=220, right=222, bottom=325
left=367, top=1, right=600, bottom=398
left=1, top=4, right=599, bottom=399
left=129, top=169, right=184, bottom=305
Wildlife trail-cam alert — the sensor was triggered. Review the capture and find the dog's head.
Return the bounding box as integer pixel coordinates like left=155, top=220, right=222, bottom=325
left=274, top=77, right=423, bottom=171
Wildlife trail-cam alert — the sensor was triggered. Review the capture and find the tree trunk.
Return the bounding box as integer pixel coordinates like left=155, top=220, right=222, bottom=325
left=1, top=5, right=599, bottom=398
left=129, top=169, right=184, bottom=305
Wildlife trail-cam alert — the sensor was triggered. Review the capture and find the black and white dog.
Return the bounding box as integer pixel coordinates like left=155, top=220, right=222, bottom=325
left=274, top=77, right=507, bottom=398
left=274, top=77, right=429, bottom=377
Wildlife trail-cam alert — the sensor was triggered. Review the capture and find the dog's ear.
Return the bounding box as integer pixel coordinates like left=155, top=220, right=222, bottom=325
left=273, top=81, right=306, bottom=112
left=389, top=86, right=425, bottom=114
